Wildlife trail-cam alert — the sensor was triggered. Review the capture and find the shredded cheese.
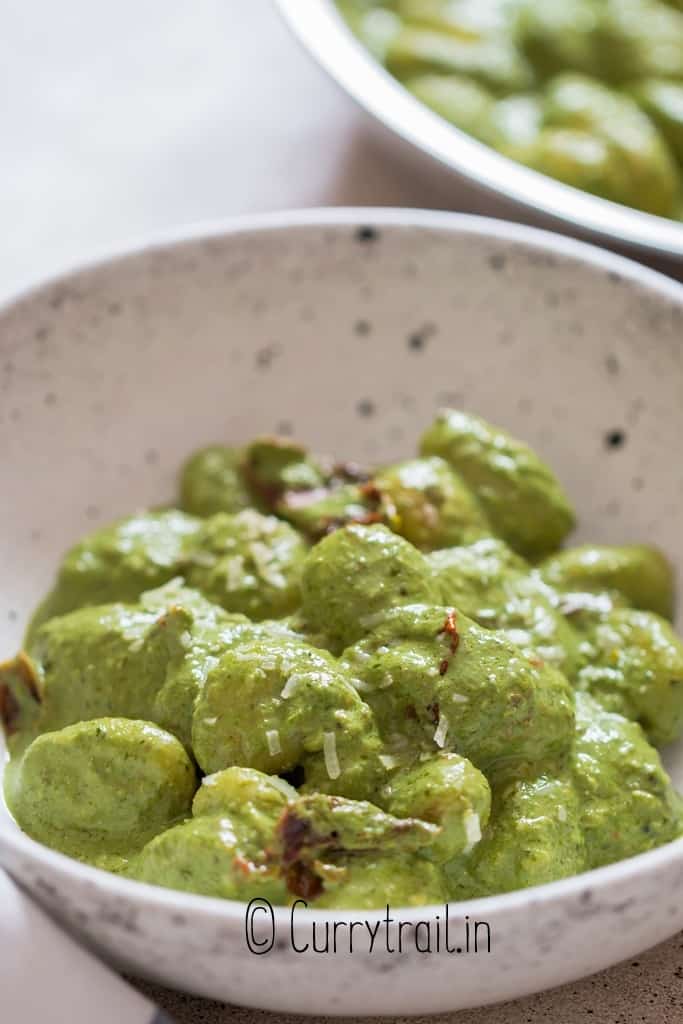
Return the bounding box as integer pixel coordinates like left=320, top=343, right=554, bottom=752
left=224, top=554, right=246, bottom=590
left=463, top=811, right=482, bottom=854
left=219, top=822, right=237, bottom=845
left=251, top=541, right=286, bottom=589
left=433, top=712, right=449, bottom=748
left=323, top=731, right=341, bottom=779
left=280, top=673, right=306, bottom=699
left=557, top=805, right=567, bottom=823
left=378, top=753, right=400, bottom=771
left=269, top=776, right=296, bottom=798
left=266, top=729, right=281, bottom=756
left=198, top=655, right=220, bottom=684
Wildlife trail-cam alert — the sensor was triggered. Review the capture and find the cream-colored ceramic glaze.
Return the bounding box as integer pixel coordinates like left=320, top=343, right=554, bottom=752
left=1, top=210, right=682, bottom=1016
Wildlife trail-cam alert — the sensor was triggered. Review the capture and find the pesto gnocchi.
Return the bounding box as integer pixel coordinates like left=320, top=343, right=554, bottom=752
left=2, top=410, right=682, bottom=907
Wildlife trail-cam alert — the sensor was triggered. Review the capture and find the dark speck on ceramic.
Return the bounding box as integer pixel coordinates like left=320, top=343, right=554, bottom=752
left=255, top=345, right=279, bottom=370
left=356, top=226, right=378, bottom=243
left=488, top=253, right=507, bottom=271
left=407, top=323, right=436, bottom=352
left=357, top=398, right=375, bottom=417
left=605, top=429, right=627, bottom=450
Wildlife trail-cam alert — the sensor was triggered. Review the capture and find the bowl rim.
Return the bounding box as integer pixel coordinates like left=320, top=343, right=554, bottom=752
left=2, top=206, right=682, bottom=315
left=1, top=205, right=682, bottom=924
left=2, top=814, right=683, bottom=923
left=275, top=0, right=683, bottom=260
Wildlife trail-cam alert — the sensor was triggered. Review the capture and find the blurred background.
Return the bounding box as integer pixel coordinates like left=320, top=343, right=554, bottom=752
left=0, top=0, right=530, bottom=303
left=3, top=0, right=683, bottom=302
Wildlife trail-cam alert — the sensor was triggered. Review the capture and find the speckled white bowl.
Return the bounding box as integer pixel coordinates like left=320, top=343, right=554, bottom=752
left=1, top=209, right=683, bottom=1016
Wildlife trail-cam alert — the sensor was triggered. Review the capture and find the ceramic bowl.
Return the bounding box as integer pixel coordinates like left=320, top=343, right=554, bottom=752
left=1, top=209, right=682, bottom=1016
left=276, top=0, right=683, bottom=263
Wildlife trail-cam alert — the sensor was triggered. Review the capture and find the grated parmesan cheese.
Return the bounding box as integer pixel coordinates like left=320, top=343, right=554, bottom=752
left=378, top=753, right=400, bottom=771
left=266, top=729, right=281, bottom=756
left=269, top=776, right=297, bottom=799
left=219, top=822, right=238, bottom=845
left=280, top=673, right=306, bottom=699
left=251, top=541, right=286, bottom=589
left=451, top=692, right=469, bottom=704
left=557, top=805, right=567, bottom=823
left=463, top=811, right=481, bottom=854
left=224, top=554, right=246, bottom=590
left=433, top=712, right=449, bottom=748
left=506, top=628, right=530, bottom=647
left=323, top=731, right=341, bottom=779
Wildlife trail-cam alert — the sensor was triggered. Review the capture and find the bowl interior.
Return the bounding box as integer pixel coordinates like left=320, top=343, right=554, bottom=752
left=2, top=211, right=683, bottom=841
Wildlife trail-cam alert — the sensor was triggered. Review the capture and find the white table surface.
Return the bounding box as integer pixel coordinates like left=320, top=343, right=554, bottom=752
left=0, top=0, right=483, bottom=303
left=3, top=0, right=678, bottom=305
left=1, top=1, right=681, bottom=1020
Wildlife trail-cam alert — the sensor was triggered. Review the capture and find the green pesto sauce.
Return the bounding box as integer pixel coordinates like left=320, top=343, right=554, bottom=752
left=2, top=409, right=682, bottom=907
left=336, top=0, right=683, bottom=220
